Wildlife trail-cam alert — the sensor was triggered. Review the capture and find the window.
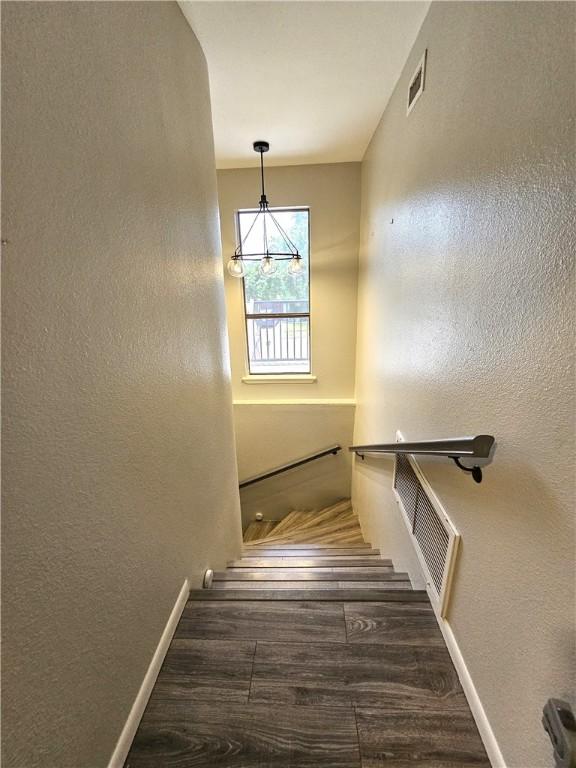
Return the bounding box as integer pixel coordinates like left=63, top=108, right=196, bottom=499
left=237, top=207, right=310, bottom=375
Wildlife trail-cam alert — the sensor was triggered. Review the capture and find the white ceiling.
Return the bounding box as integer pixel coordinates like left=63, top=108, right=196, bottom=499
left=179, top=1, right=430, bottom=169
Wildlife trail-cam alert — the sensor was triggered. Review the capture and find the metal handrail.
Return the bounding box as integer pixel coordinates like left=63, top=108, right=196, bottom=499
left=349, top=435, right=494, bottom=458
left=349, top=435, right=495, bottom=484
left=239, top=445, right=341, bottom=489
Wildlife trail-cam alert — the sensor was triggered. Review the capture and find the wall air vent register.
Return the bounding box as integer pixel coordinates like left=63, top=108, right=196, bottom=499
left=393, top=434, right=460, bottom=617
left=407, top=49, right=427, bottom=115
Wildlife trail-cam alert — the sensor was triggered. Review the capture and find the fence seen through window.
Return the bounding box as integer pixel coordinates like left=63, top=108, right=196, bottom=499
left=238, top=207, right=310, bottom=375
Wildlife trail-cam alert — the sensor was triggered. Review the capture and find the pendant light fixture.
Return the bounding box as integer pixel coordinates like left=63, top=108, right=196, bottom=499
left=227, top=141, right=303, bottom=278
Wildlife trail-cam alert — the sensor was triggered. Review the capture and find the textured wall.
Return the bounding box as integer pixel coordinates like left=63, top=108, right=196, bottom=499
left=218, top=162, right=361, bottom=400
left=353, top=3, right=575, bottom=766
left=1, top=3, right=242, bottom=766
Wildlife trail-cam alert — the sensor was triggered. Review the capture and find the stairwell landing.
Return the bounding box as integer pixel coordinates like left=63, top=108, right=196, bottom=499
left=125, top=500, right=490, bottom=767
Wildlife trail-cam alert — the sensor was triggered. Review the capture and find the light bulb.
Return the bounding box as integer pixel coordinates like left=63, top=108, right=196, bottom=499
left=259, top=255, right=276, bottom=276
left=227, top=257, right=245, bottom=278
left=288, top=256, right=303, bottom=276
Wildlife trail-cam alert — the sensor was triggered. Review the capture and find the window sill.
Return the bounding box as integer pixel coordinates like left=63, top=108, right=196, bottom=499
left=241, top=374, right=317, bottom=384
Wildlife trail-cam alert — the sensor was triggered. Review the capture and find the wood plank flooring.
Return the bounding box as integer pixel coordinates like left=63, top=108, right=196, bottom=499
left=250, top=640, right=468, bottom=710
left=356, top=709, right=491, bottom=768
left=125, top=504, right=490, bottom=767
left=174, top=600, right=348, bottom=643
left=345, top=603, right=446, bottom=646
left=128, top=700, right=361, bottom=768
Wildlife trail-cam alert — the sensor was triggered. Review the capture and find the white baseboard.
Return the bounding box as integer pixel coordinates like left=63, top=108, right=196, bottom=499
left=107, top=578, right=190, bottom=768
left=437, top=617, right=506, bottom=768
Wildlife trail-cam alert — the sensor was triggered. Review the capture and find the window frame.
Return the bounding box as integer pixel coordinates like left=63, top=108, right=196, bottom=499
left=236, top=205, right=312, bottom=377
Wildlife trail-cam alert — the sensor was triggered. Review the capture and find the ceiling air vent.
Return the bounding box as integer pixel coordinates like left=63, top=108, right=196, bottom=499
left=393, top=436, right=459, bottom=617
left=407, top=50, right=427, bottom=115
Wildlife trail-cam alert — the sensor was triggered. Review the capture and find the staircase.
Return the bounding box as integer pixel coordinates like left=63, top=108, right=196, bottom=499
left=126, top=499, right=490, bottom=767
left=243, top=499, right=365, bottom=544
left=189, top=500, right=427, bottom=602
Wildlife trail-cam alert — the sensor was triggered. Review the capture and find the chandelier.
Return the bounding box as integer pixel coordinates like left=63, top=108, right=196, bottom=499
left=227, top=141, right=303, bottom=278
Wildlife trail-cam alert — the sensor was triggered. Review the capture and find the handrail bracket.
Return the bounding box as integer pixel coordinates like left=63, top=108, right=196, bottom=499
left=451, top=456, right=483, bottom=484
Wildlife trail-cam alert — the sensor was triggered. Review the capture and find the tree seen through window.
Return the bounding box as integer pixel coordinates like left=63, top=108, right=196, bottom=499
left=238, top=208, right=310, bottom=374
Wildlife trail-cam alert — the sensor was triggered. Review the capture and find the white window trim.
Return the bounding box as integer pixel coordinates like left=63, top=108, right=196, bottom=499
left=241, top=374, right=317, bottom=384
left=237, top=206, right=311, bottom=377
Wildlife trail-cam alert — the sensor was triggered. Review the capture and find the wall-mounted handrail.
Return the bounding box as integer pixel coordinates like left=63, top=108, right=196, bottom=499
left=349, top=435, right=495, bottom=483
left=350, top=435, right=494, bottom=458
left=239, top=445, right=341, bottom=489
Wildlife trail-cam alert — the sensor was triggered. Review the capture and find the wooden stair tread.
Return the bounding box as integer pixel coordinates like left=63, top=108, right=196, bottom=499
left=239, top=553, right=381, bottom=561
left=212, top=581, right=412, bottom=590
left=214, top=570, right=408, bottom=581
left=252, top=532, right=365, bottom=546
left=268, top=510, right=308, bottom=536
left=189, top=589, right=429, bottom=602
left=243, top=520, right=278, bottom=542
left=227, top=562, right=394, bottom=573
left=229, top=558, right=393, bottom=568
left=244, top=500, right=363, bottom=546
left=234, top=500, right=410, bottom=600
left=279, top=510, right=354, bottom=533
left=241, top=547, right=379, bottom=557
left=254, top=531, right=359, bottom=547
left=268, top=505, right=353, bottom=537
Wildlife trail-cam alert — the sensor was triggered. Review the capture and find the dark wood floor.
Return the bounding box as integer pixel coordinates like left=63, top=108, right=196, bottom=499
left=125, top=511, right=490, bottom=767
left=125, top=598, right=489, bottom=767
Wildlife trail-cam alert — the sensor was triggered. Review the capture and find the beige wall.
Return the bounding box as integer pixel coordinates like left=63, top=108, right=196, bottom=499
left=353, top=2, right=575, bottom=766
left=218, top=162, right=360, bottom=400
left=235, top=402, right=355, bottom=527
left=1, top=3, right=242, bottom=767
